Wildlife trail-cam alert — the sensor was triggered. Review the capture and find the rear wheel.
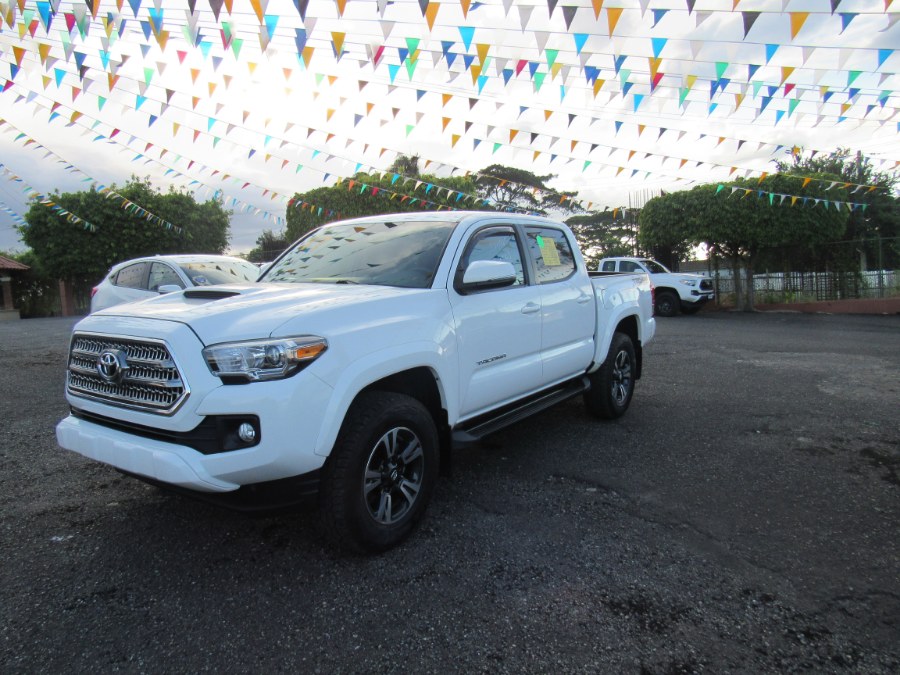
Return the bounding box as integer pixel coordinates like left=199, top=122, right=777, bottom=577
left=655, top=290, right=680, bottom=317
left=584, top=332, right=636, bottom=420
left=319, top=392, right=439, bottom=553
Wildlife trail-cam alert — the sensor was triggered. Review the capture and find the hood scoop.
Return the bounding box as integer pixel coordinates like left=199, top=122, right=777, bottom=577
left=183, top=288, right=243, bottom=300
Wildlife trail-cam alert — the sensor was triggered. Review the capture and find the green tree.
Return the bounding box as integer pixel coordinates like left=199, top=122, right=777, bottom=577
left=387, top=154, right=422, bottom=178
left=566, top=210, right=636, bottom=269
left=640, top=175, right=849, bottom=310
left=475, top=164, right=582, bottom=215
left=638, top=192, right=696, bottom=269
left=285, top=171, right=479, bottom=242
left=245, top=229, right=290, bottom=262
left=776, top=148, right=899, bottom=270
left=19, top=176, right=231, bottom=286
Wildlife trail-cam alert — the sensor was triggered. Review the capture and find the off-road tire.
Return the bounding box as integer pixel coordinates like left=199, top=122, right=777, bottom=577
left=319, top=391, right=439, bottom=553
left=584, top=332, right=636, bottom=420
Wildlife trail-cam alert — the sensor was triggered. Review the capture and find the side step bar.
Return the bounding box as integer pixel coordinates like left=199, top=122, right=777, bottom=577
left=452, top=375, right=590, bottom=445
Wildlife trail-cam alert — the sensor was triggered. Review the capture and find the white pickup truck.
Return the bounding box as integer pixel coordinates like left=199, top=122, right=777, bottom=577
left=57, top=212, right=655, bottom=551
left=598, top=257, right=714, bottom=317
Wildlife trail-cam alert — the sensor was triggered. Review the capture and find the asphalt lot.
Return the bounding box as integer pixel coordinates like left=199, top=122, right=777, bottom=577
left=1, top=312, right=898, bottom=673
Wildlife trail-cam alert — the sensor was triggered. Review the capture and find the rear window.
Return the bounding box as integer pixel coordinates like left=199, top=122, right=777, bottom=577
left=114, top=262, right=148, bottom=289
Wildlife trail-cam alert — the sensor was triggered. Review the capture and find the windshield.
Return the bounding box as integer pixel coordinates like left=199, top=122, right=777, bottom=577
left=641, top=259, right=670, bottom=274
left=179, top=260, right=260, bottom=286
left=262, top=219, right=456, bottom=289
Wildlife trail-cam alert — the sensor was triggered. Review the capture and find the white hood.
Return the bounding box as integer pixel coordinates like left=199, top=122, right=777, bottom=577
left=91, top=282, right=429, bottom=345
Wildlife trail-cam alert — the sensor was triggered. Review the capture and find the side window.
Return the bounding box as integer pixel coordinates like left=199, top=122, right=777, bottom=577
left=620, top=260, right=639, bottom=273
left=525, top=227, right=577, bottom=284
left=148, top=263, right=184, bottom=292
left=114, top=262, right=148, bottom=289
left=601, top=261, right=616, bottom=272
left=459, top=226, right=526, bottom=287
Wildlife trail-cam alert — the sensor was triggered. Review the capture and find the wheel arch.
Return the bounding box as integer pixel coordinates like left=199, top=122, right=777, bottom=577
left=359, top=367, right=452, bottom=476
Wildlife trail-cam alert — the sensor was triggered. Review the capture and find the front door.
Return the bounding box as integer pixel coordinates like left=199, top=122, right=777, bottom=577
left=448, top=224, right=543, bottom=418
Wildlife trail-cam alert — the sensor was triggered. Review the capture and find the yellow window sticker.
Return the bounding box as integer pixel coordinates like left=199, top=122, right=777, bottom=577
left=541, top=237, right=561, bottom=266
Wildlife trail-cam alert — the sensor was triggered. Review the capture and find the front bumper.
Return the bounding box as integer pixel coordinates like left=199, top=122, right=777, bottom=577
left=58, top=318, right=336, bottom=492
left=57, top=414, right=237, bottom=492
left=686, top=290, right=715, bottom=304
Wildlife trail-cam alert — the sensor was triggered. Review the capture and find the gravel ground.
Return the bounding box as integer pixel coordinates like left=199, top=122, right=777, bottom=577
left=1, top=312, right=898, bottom=673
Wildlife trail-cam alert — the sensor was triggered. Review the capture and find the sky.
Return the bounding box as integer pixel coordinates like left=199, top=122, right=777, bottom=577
left=0, top=0, right=898, bottom=256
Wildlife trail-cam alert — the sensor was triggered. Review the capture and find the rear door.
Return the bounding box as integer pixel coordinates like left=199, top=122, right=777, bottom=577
left=110, top=261, right=152, bottom=306
left=448, top=224, right=543, bottom=418
left=524, top=225, right=596, bottom=385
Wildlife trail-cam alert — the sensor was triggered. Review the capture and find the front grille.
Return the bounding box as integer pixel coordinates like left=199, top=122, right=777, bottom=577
left=66, top=334, right=189, bottom=415
left=700, top=279, right=713, bottom=291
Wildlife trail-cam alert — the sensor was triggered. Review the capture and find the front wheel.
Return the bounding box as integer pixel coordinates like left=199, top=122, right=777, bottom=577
left=319, top=391, right=439, bottom=553
left=655, top=290, right=680, bottom=317
left=584, top=332, right=636, bottom=420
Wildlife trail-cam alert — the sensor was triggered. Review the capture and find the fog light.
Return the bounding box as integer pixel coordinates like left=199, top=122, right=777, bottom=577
left=237, top=422, right=257, bottom=443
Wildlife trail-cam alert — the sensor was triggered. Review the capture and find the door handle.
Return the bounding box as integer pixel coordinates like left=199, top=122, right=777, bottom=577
left=521, top=302, right=541, bottom=314
left=576, top=293, right=593, bottom=304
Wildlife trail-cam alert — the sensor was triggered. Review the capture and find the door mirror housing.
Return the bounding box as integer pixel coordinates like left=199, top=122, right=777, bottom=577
left=458, top=260, right=517, bottom=293
left=157, top=284, right=182, bottom=294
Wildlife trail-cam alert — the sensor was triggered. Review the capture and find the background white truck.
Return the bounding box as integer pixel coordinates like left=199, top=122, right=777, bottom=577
left=57, top=212, right=655, bottom=552
left=598, top=257, right=714, bottom=317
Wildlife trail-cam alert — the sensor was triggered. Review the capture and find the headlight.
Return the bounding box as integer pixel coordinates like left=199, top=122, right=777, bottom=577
left=203, top=336, right=327, bottom=382
left=678, top=279, right=698, bottom=287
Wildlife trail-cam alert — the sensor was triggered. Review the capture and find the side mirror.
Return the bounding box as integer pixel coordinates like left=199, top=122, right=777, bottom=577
left=459, top=260, right=517, bottom=292
left=158, top=284, right=182, bottom=294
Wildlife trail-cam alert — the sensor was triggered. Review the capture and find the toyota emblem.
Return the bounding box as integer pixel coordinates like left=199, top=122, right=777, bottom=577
left=97, top=349, right=129, bottom=384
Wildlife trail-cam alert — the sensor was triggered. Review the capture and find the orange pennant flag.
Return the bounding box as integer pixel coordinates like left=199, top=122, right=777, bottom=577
left=38, top=43, right=51, bottom=64
left=336, top=0, right=348, bottom=16
left=593, top=80, right=605, bottom=97
left=591, top=0, right=604, bottom=20
left=789, top=12, right=809, bottom=39
left=780, top=66, right=794, bottom=84
left=510, top=129, right=519, bottom=142
left=571, top=140, right=579, bottom=152
left=606, top=7, right=623, bottom=36
left=451, top=133, right=461, bottom=148
left=425, top=2, right=440, bottom=30
left=190, top=68, right=200, bottom=84
left=476, top=43, right=490, bottom=64
left=326, top=108, right=336, bottom=121
left=544, top=110, right=553, bottom=121
left=460, top=0, right=472, bottom=17
left=442, top=117, right=451, bottom=131
left=442, top=93, right=452, bottom=107
left=249, top=0, right=264, bottom=23
left=332, top=32, right=346, bottom=56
